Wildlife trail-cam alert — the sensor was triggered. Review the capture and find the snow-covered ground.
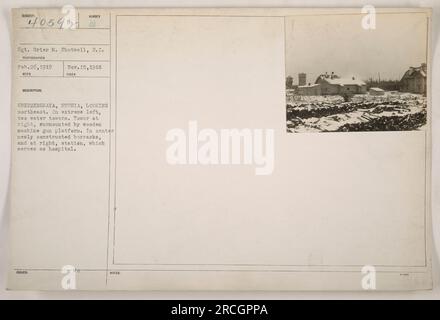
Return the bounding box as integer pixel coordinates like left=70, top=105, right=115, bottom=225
left=286, top=92, right=427, bottom=133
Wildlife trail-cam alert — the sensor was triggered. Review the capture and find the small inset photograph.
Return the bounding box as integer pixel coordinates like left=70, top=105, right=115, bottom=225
left=285, top=13, right=428, bottom=133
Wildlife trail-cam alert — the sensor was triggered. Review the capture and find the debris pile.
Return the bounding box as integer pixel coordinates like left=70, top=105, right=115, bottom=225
left=286, top=92, right=427, bottom=133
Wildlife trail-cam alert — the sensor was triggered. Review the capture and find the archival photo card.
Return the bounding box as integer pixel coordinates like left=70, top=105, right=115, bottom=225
left=7, top=7, right=432, bottom=291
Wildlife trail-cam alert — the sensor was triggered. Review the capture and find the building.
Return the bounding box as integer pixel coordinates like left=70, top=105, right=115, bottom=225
left=369, top=87, right=385, bottom=96
left=315, top=72, right=367, bottom=95
left=400, top=63, right=427, bottom=94
left=297, top=83, right=321, bottom=96
left=286, top=76, right=293, bottom=89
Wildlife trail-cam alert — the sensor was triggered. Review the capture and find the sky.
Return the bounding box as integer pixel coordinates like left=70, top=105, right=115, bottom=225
left=285, top=12, right=428, bottom=85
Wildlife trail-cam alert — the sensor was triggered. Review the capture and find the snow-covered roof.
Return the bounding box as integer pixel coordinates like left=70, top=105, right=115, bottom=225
left=324, top=77, right=366, bottom=86
left=370, top=87, right=384, bottom=92
left=316, top=74, right=366, bottom=86
left=402, top=65, right=427, bottom=79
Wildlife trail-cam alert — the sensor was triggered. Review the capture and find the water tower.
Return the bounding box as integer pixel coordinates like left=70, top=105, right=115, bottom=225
left=298, top=73, right=307, bottom=86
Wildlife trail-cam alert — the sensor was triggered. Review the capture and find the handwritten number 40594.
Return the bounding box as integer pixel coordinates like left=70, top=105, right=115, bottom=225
left=27, top=17, right=78, bottom=29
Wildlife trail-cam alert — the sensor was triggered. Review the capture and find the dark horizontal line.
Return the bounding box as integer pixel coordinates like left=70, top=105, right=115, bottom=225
left=19, top=27, right=110, bottom=30
left=20, top=76, right=110, bottom=78
left=19, top=60, right=110, bottom=62
left=114, top=12, right=428, bottom=18
left=19, top=76, right=62, bottom=78
left=19, top=43, right=110, bottom=46
left=113, top=262, right=427, bottom=268
left=13, top=268, right=428, bottom=274
left=64, top=76, right=110, bottom=78
left=116, top=15, right=284, bottom=18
